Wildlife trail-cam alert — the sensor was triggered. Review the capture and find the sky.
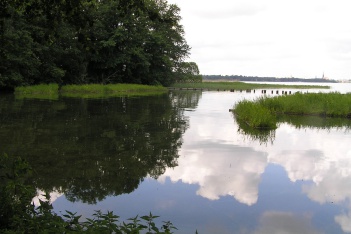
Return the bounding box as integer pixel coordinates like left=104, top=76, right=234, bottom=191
left=167, top=0, right=351, bottom=80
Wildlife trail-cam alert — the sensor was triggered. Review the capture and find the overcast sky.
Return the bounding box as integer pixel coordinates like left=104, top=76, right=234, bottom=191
left=167, top=0, right=351, bottom=80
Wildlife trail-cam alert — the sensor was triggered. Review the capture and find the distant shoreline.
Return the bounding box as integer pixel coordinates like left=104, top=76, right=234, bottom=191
left=203, top=75, right=340, bottom=83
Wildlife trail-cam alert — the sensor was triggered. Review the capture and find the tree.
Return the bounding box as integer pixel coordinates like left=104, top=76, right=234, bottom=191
left=0, top=0, right=192, bottom=90
left=175, top=62, right=202, bottom=83
left=87, top=0, right=190, bottom=86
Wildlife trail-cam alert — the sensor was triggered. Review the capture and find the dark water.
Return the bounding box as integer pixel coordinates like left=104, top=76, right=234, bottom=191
left=1, top=84, right=351, bottom=233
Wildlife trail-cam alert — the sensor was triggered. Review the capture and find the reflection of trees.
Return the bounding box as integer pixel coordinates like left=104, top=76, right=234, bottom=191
left=235, top=114, right=351, bottom=145
left=0, top=92, right=200, bottom=204
left=169, top=90, right=202, bottom=109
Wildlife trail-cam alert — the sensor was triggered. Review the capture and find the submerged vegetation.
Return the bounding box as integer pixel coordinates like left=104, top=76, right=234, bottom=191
left=171, top=81, right=329, bottom=90
left=233, top=92, right=351, bottom=130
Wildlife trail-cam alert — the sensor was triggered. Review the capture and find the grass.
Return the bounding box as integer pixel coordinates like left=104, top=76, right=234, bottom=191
left=60, top=84, right=167, bottom=98
left=14, top=84, right=59, bottom=100
left=233, top=92, right=351, bottom=129
left=15, top=83, right=59, bottom=94
left=14, top=83, right=167, bottom=99
left=171, top=81, right=330, bottom=90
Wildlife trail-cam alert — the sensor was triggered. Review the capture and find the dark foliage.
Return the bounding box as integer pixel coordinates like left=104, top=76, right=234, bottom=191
left=0, top=0, right=195, bottom=90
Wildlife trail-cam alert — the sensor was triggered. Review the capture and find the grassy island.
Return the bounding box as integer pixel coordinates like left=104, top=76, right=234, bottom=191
left=233, top=92, right=351, bottom=129
left=14, top=83, right=167, bottom=99
left=171, top=81, right=330, bottom=90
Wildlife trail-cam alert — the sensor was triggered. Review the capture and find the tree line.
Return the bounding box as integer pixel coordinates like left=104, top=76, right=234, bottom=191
left=203, top=75, right=337, bottom=83
left=0, top=0, right=201, bottom=91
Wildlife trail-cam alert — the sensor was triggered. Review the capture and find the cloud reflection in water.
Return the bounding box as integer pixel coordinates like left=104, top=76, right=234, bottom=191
left=159, top=92, right=351, bottom=232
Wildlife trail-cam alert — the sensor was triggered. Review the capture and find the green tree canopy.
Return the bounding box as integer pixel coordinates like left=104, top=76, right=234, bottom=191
left=0, top=0, right=193, bottom=90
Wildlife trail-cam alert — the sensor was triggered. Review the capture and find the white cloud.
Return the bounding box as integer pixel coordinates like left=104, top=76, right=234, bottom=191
left=168, top=0, right=351, bottom=80
left=335, top=211, right=351, bottom=233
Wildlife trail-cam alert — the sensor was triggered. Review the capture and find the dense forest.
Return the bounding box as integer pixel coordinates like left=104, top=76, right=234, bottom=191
left=0, top=0, right=201, bottom=91
left=203, top=75, right=338, bottom=83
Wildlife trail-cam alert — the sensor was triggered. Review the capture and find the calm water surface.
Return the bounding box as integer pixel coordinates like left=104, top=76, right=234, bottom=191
left=1, top=83, right=351, bottom=233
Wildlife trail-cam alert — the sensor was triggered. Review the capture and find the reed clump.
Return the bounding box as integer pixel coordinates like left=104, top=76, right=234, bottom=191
left=233, top=92, right=351, bottom=129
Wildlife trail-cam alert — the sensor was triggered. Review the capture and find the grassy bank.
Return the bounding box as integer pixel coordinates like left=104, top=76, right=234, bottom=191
left=233, top=92, right=351, bottom=129
left=171, top=81, right=329, bottom=90
left=14, top=83, right=59, bottom=100
left=60, top=83, right=167, bottom=98
left=14, top=83, right=167, bottom=99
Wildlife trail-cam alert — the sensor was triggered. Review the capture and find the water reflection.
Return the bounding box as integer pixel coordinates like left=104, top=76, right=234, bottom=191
left=254, top=211, right=320, bottom=234
left=2, top=88, right=351, bottom=233
left=158, top=91, right=351, bottom=233
left=0, top=92, right=200, bottom=203
left=236, top=114, right=351, bottom=145
left=159, top=142, right=267, bottom=205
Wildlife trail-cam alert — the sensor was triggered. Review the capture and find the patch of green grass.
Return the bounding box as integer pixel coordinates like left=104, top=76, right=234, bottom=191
left=234, top=100, right=277, bottom=129
left=60, top=83, right=167, bottom=98
left=233, top=92, right=351, bottom=129
left=15, top=83, right=59, bottom=94
left=14, top=84, right=59, bottom=100
left=171, top=81, right=329, bottom=90
left=14, top=83, right=168, bottom=99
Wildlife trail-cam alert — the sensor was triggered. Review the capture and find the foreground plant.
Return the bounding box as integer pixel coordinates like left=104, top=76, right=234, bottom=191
left=0, top=153, right=177, bottom=233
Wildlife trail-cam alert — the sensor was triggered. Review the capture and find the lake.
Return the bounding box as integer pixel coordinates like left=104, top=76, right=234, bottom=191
left=1, top=83, right=351, bottom=233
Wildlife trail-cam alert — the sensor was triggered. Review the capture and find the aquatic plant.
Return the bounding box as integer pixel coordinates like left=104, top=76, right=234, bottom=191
left=233, top=100, right=277, bottom=129
left=233, top=92, right=351, bottom=130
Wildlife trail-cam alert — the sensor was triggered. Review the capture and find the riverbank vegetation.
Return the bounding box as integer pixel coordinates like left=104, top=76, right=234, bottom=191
left=14, top=83, right=167, bottom=99
left=233, top=92, right=351, bottom=130
left=0, top=0, right=200, bottom=91
left=171, top=81, right=329, bottom=90
left=0, top=153, right=177, bottom=233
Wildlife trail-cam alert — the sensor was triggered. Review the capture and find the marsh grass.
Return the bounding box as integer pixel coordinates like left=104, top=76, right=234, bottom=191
left=61, top=83, right=167, bottom=93
left=234, top=100, right=277, bottom=129
left=60, top=84, right=167, bottom=98
left=14, top=84, right=59, bottom=100
left=15, top=83, right=59, bottom=94
left=14, top=83, right=167, bottom=99
left=171, top=81, right=329, bottom=90
left=233, top=92, right=351, bottom=130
